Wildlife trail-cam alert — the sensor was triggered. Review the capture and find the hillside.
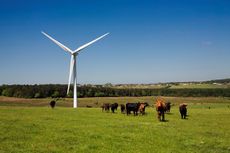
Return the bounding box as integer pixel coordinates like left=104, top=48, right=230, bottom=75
left=112, top=78, right=230, bottom=89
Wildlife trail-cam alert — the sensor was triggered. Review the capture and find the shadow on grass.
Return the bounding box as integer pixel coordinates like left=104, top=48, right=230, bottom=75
left=165, top=112, right=173, bottom=115
left=180, top=117, right=189, bottom=120
left=160, top=119, right=169, bottom=122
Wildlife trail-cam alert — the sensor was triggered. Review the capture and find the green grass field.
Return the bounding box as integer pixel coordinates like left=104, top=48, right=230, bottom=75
left=0, top=97, right=230, bottom=153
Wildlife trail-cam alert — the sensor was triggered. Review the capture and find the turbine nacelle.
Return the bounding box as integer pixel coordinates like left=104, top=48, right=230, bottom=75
left=72, top=52, right=78, bottom=56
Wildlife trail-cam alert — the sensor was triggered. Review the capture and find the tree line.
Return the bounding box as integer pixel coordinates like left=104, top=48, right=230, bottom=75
left=0, top=84, right=229, bottom=98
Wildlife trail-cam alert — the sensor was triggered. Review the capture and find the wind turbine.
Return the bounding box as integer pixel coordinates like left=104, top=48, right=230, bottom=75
left=42, top=31, right=109, bottom=108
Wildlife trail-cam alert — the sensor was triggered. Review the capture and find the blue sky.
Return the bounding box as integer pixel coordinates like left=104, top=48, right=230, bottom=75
left=0, top=0, right=230, bottom=84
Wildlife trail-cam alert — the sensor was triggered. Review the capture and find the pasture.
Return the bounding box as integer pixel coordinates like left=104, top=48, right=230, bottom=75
left=0, top=97, right=230, bottom=153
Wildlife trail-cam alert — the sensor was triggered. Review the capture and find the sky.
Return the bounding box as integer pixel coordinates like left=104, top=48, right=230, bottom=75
left=0, top=0, right=230, bottom=85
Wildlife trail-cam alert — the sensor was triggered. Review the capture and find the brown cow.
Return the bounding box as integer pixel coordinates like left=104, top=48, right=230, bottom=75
left=155, top=98, right=166, bottom=121
left=102, top=103, right=110, bottom=112
left=138, top=102, right=149, bottom=115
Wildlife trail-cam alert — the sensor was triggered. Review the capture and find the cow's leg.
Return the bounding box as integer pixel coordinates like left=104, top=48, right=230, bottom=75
left=143, top=107, right=146, bottom=115
left=184, top=109, right=187, bottom=119
left=162, top=112, right=165, bottom=121
left=158, top=111, right=161, bottom=121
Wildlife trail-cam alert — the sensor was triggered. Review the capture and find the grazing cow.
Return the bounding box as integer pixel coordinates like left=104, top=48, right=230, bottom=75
left=138, top=102, right=149, bottom=115
left=165, top=102, right=171, bottom=113
left=110, top=103, right=118, bottom=113
left=155, top=98, right=166, bottom=121
left=179, top=103, right=187, bottom=119
left=50, top=100, right=56, bottom=109
left=102, top=103, right=110, bottom=112
left=126, top=102, right=141, bottom=116
left=120, top=104, right=126, bottom=113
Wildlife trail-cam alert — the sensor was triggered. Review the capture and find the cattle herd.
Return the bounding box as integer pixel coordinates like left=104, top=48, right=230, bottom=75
left=49, top=97, right=188, bottom=121
left=101, top=97, right=188, bottom=121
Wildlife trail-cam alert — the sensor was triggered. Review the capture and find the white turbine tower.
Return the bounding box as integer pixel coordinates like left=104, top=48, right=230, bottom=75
left=42, top=31, right=109, bottom=108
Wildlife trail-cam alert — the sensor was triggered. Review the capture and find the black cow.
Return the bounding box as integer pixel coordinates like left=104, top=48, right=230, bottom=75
left=50, top=100, right=56, bottom=109
left=102, top=103, right=110, bottom=112
left=126, top=102, right=141, bottom=116
left=165, top=102, right=171, bottom=113
left=110, top=103, right=118, bottom=113
left=120, top=104, right=126, bottom=113
left=179, top=103, right=187, bottom=119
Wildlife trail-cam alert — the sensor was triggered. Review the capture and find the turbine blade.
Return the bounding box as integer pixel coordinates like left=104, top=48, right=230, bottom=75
left=67, top=55, right=75, bottom=94
left=41, top=31, right=73, bottom=54
left=74, top=32, right=109, bottom=53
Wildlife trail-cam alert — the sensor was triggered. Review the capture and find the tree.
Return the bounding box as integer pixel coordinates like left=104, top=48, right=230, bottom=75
left=94, top=91, right=105, bottom=97
left=2, top=88, right=13, bottom=97
left=104, top=83, right=113, bottom=87
left=67, top=90, right=73, bottom=98
left=52, top=91, right=60, bottom=98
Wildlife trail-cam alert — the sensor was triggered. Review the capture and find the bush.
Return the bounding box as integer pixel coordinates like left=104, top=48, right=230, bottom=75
left=34, top=93, right=41, bottom=98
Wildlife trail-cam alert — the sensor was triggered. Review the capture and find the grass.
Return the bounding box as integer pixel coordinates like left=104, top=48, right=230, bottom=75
left=0, top=99, right=230, bottom=153
left=1, top=96, right=230, bottom=107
